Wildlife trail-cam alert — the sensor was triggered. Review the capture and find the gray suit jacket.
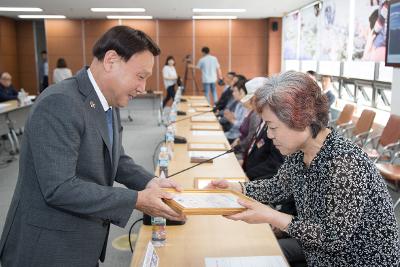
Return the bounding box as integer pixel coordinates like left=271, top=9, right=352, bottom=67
left=0, top=68, right=154, bottom=267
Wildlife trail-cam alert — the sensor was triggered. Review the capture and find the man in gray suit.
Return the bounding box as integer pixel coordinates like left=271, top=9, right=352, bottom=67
left=0, top=26, right=184, bottom=266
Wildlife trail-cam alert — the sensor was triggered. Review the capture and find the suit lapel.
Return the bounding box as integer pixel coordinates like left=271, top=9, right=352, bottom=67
left=111, top=108, right=120, bottom=176
left=76, top=68, right=113, bottom=161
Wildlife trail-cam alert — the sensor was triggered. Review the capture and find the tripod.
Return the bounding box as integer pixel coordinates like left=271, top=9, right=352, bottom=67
left=183, top=55, right=200, bottom=95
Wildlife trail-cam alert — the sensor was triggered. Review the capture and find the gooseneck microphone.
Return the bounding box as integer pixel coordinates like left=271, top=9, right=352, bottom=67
left=168, top=109, right=214, bottom=126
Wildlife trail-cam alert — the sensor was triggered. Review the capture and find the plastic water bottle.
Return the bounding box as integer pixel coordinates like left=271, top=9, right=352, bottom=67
left=158, top=146, right=169, bottom=178
left=165, top=125, right=175, bottom=160
left=151, top=216, right=166, bottom=247
left=152, top=146, right=168, bottom=247
left=169, top=103, right=177, bottom=123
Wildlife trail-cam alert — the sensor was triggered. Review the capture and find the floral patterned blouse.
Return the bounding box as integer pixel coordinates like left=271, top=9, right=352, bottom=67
left=244, top=130, right=400, bottom=266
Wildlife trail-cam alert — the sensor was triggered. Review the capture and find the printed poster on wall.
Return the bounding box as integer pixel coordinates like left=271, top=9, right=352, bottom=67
left=319, top=0, right=350, bottom=61
left=283, top=12, right=299, bottom=60
left=353, top=0, right=388, bottom=61
left=299, top=5, right=319, bottom=60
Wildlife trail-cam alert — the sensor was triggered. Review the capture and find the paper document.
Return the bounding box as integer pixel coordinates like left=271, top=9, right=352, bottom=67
left=190, top=143, right=226, bottom=149
left=173, top=192, right=243, bottom=209
left=191, top=131, right=224, bottom=136
left=191, top=116, right=216, bottom=122
left=0, top=103, right=11, bottom=109
left=188, top=151, right=230, bottom=159
left=205, top=256, right=287, bottom=267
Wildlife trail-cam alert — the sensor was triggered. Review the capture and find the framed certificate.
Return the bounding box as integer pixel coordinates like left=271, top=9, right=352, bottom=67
left=189, top=96, right=206, bottom=100
left=190, top=124, right=221, bottom=131
left=190, top=102, right=210, bottom=107
left=188, top=142, right=228, bottom=151
left=195, top=107, right=212, bottom=112
left=191, top=116, right=217, bottom=122
left=163, top=189, right=252, bottom=215
left=194, top=177, right=247, bottom=189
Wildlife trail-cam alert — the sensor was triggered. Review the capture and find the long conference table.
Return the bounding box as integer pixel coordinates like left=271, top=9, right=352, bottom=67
left=130, top=96, right=288, bottom=267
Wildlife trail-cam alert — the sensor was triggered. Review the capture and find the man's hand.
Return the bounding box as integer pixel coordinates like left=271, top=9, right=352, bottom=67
left=146, top=177, right=183, bottom=192
left=224, top=110, right=235, bottom=123
left=136, top=187, right=186, bottom=221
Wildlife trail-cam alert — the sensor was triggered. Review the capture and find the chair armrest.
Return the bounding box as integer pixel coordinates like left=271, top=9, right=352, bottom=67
left=364, top=134, right=382, bottom=149
left=353, top=129, right=374, bottom=146
left=383, top=141, right=400, bottom=152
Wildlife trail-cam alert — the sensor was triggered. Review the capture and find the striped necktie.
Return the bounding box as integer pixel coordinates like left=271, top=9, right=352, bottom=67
left=105, top=108, right=113, bottom=147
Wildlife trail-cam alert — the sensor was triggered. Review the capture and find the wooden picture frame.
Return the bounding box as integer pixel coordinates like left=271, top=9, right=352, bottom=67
left=188, top=142, right=228, bottom=151
left=189, top=96, right=206, bottom=100
left=190, top=124, right=221, bottom=131
left=195, top=107, right=212, bottom=112
left=163, top=189, right=252, bottom=215
left=194, top=177, right=247, bottom=189
left=190, top=102, right=210, bottom=107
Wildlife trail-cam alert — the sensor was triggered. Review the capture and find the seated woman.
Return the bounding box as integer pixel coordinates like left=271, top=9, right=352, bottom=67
left=209, top=71, right=400, bottom=266
left=223, top=79, right=249, bottom=143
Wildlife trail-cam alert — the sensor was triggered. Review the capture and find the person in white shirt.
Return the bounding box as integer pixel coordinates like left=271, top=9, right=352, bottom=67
left=162, top=56, right=178, bottom=107
left=53, top=58, right=73, bottom=84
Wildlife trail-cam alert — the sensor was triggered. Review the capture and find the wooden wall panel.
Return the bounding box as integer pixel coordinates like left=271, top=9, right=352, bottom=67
left=16, top=21, right=37, bottom=94
left=45, top=20, right=84, bottom=84
left=158, top=20, right=192, bottom=93
left=231, top=20, right=267, bottom=79
left=0, top=17, right=19, bottom=89
left=266, top=18, right=282, bottom=76
left=84, top=20, right=119, bottom=64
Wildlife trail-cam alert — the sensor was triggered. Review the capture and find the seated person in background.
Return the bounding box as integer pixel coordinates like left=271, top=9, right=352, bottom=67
left=240, top=78, right=285, bottom=182
left=224, top=79, right=249, bottom=143
left=53, top=58, right=73, bottom=84
left=321, top=75, right=336, bottom=107
left=209, top=71, right=399, bottom=267
left=0, top=72, right=18, bottom=102
left=231, top=77, right=263, bottom=162
left=306, top=70, right=317, bottom=81
left=218, top=74, right=246, bottom=131
left=213, top=71, right=236, bottom=112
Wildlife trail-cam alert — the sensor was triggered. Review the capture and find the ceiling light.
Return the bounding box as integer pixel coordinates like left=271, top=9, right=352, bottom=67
left=0, top=7, right=42, bottom=12
left=107, top=15, right=153, bottom=19
left=91, top=8, right=145, bottom=12
left=192, top=8, right=246, bottom=13
left=18, top=15, right=66, bottom=19
left=192, top=15, right=237, bottom=19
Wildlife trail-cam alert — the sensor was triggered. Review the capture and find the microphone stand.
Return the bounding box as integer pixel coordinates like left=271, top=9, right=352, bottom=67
left=167, top=148, right=235, bottom=178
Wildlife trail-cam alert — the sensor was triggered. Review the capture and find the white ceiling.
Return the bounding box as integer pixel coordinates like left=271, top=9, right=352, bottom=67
left=0, top=0, right=313, bottom=19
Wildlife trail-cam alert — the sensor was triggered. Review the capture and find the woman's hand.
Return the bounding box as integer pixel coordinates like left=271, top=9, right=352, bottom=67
left=225, top=199, right=294, bottom=229
left=225, top=199, right=274, bottom=224
left=204, top=179, right=242, bottom=192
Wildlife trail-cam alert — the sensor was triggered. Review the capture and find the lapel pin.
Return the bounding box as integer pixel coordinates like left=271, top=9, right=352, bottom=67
left=90, top=101, right=96, bottom=109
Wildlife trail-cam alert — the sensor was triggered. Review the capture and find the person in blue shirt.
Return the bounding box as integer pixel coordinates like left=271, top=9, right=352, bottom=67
left=224, top=78, right=249, bottom=143
left=0, top=72, right=18, bottom=102
left=193, top=47, right=223, bottom=104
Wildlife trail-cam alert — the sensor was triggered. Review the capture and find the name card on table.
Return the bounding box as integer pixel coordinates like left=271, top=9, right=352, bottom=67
left=141, top=242, right=159, bottom=267
left=205, top=256, right=287, bottom=267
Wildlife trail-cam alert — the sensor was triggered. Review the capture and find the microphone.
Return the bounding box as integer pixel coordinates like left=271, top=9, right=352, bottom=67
left=167, top=146, right=238, bottom=178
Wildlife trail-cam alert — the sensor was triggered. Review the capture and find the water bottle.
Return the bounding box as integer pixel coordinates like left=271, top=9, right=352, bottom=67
left=151, top=216, right=166, bottom=247
left=158, top=146, right=169, bottom=178
left=165, top=125, right=175, bottom=160
left=169, top=103, right=177, bottom=124
left=152, top=146, right=168, bottom=247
